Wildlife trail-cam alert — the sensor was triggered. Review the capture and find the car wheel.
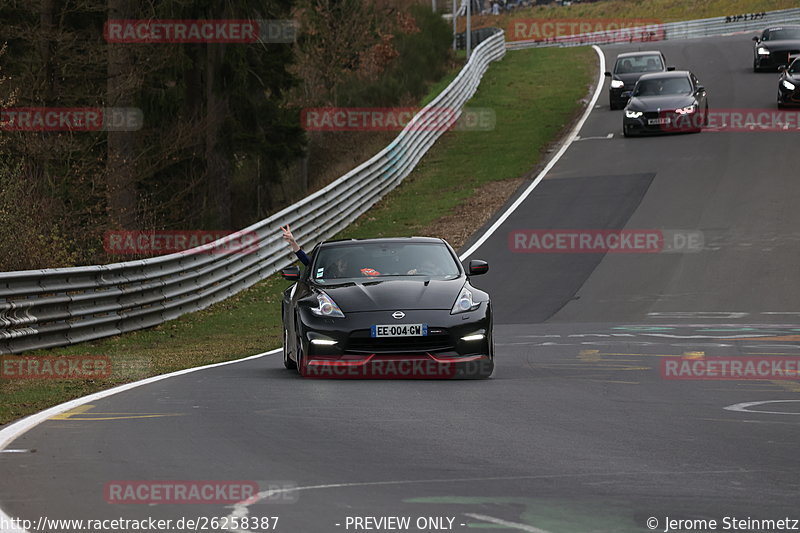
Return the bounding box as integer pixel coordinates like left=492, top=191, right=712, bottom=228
left=466, top=357, right=494, bottom=380
left=296, top=332, right=310, bottom=377
left=283, top=328, right=296, bottom=369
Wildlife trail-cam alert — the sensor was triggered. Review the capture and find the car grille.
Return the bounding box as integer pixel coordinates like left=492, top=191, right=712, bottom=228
left=643, top=111, right=661, bottom=119
left=346, top=329, right=454, bottom=354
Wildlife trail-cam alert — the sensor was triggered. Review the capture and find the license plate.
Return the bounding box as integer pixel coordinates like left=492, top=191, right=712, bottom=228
left=371, top=324, right=428, bottom=337
left=648, top=117, right=670, bottom=125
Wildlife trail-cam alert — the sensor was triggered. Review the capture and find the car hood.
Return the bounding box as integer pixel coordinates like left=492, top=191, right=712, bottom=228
left=758, top=39, right=800, bottom=52
left=627, top=95, right=695, bottom=111
left=316, top=278, right=464, bottom=312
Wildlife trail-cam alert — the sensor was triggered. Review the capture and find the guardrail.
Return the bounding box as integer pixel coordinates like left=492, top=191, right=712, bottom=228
left=506, top=7, right=800, bottom=50
left=0, top=29, right=506, bottom=355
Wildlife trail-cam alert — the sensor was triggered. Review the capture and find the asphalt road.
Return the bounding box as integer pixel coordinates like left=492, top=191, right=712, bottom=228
left=3, top=34, right=800, bottom=533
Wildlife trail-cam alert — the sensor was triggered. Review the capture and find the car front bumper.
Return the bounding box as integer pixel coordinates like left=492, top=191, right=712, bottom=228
left=296, top=305, right=493, bottom=378
left=623, top=112, right=701, bottom=135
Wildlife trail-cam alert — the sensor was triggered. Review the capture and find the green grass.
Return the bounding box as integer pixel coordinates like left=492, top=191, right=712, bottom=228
left=339, top=46, right=595, bottom=240
left=0, top=46, right=595, bottom=425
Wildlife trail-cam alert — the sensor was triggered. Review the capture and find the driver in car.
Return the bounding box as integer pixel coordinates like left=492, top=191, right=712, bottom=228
left=281, top=226, right=435, bottom=277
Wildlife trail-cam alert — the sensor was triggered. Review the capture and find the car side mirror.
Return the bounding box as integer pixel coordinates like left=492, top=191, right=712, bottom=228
left=696, top=85, right=705, bottom=93
left=667, top=66, right=675, bottom=71
left=779, top=64, right=788, bottom=71
left=752, top=36, right=760, bottom=42
left=281, top=265, right=301, bottom=281
left=604, top=71, right=612, bottom=77
left=468, top=260, right=489, bottom=276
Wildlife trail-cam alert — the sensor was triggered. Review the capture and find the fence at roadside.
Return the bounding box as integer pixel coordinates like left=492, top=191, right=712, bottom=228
left=0, top=30, right=506, bottom=355
left=505, top=8, right=800, bottom=50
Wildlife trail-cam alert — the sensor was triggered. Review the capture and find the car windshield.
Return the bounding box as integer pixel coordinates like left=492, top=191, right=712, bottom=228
left=633, top=77, right=693, bottom=96
left=764, top=28, right=800, bottom=41
left=614, top=55, right=664, bottom=74
left=311, top=242, right=460, bottom=282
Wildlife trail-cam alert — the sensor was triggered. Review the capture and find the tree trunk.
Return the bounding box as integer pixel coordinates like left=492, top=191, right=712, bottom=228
left=204, top=42, right=232, bottom=228
left=106, top=0, right=137, bottom=228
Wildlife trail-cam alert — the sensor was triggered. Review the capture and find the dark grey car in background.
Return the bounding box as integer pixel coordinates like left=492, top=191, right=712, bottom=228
left=623, top=70, right=708, bottom=136
left=753, top=25, right=800, bottom=72
left=778, top=58, right=800, bottom=107
left=605, top=51, right=673, bottom=109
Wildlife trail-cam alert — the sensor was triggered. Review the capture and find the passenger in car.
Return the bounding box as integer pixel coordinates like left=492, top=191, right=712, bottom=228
left=280, top=225, right=310, bottom=266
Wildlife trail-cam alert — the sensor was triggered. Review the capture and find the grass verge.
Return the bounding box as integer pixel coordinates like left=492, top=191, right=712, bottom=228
left=0, top=45, right=595, bottom=425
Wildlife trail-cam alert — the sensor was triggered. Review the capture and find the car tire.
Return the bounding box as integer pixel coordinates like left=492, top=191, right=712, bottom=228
left=467, top=358, right=494, bottom=380
left=296, top=332, right=310, bottom=377
left=283, top=328, right=296, bottom=369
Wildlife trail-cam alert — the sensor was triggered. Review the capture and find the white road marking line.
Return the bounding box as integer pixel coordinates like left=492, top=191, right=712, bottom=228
left=223, top=469, right=760, bottom=533
left=724, top=400, right=800, bottom=415
left=575, top=133, right=614, bottom=141
left=0, top=348, right=281, bottom=533
left=465, top=513, right=553, bottom=533
left=0, top=449, right=33, bottom=454
left=459, top=45, right=605, bottom=261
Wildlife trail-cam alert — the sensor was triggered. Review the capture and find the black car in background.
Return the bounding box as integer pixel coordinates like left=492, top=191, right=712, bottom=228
left=605, top=51, right=673, bottom=109
left=280, top=237, right=493, bottom=379
left=753, top=25, right=800, bottom=72
left=778, top=59, right=800, bottom=107
left=623, top=70, right=708, bottom=137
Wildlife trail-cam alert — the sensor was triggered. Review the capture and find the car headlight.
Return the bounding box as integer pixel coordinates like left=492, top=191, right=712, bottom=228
left=451, top=286, right=480, bottom=314
left=311, top=291, right=345, bottom=318
left=757, top=46, right=770, bottom=55
left=625, top=110, right=643, bottom=118
left=782, top=79, right=796, bottom=91
left=675, top=104, right=696, bottom=115
left=610, top=79, right=624, bottom=89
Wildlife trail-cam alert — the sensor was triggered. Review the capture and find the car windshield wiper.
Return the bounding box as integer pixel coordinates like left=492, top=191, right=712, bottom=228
left=312, top=280, right=355, bottom=288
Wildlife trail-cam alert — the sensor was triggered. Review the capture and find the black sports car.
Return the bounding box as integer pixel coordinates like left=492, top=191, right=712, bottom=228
left=622, top=71, right=708, bottom=137
left=604, top=51, right=673, bottom=110
left=778, top=59, right=800, bottom=107
left=753, top=25, right=800, bottom=72
left=280, top=237, right=493, bottom=379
